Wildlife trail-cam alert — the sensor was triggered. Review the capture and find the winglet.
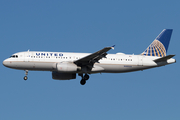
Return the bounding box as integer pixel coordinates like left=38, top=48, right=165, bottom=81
left=111, top=45, right=115, bottom=50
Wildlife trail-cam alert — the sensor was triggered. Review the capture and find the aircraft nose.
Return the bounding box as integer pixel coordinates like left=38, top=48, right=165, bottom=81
left=3, top=59, right=9, bottom=67
left=3, top=60, right=6, bottom=66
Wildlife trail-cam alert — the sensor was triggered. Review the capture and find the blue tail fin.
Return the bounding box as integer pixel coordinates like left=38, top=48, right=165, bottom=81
left=142, top=29, right=173, bottom=57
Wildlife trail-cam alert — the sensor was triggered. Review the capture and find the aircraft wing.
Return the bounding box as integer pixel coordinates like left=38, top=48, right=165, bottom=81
left=74, top=45, right=115, bottom=66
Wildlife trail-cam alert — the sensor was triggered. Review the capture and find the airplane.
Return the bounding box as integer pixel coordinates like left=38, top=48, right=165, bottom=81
left=3, top=29, right=176, bottom=85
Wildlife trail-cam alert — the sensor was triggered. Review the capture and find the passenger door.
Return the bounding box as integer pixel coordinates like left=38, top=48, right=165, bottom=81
left=138, top=56, right=143, bottom=66
left=24, top=52, right=30, bottom=62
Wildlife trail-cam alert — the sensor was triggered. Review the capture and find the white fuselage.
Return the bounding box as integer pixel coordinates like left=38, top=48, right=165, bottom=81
left=3, top=51, right=176, bottom=74
left=3, top=29, right=175, bottom=85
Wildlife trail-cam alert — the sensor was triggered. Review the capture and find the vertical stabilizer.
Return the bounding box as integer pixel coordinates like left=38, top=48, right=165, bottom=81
left=142, top=29, right=173, bottom=57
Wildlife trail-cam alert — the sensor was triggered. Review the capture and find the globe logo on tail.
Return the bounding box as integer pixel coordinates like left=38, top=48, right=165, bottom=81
left=142, top=40, right=166, bottom=57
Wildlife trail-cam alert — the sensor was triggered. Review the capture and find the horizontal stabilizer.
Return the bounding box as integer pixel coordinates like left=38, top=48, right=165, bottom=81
left=154, top=55, right=175, bottom=62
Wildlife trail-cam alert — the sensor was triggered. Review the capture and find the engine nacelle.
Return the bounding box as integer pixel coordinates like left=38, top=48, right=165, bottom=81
left=52, top=71, right=76, bottom=80
left=56, top=62, right=79, bottom=72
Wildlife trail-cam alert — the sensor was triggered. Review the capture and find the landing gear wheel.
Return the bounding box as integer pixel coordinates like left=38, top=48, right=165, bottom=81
left=84, top=74, right=89, bottom=80
left=24, top=76, right=28, bottom=80
left=78, top=73, right=90, bottom=85
left=80, top=79, right=86, bottom=85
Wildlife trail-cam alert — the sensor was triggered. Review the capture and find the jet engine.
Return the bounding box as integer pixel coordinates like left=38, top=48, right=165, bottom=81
left=55, top=62, right=80, bottom=72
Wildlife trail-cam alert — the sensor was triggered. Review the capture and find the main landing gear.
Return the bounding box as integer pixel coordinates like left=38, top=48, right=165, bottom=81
left=79, top=73, right=90, bottom=85
left=24, top=70, right=28, bottom=80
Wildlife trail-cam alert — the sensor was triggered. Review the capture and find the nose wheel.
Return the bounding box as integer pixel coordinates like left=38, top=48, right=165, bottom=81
left=79, top=74, right=90, bottom=85
left=24, top=76, right=28, bottom=80
left=24, top=70, right=28, bottom=80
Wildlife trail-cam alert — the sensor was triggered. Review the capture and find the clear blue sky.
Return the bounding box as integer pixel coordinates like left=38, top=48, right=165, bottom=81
left=0, top=0, right=179, bottom=120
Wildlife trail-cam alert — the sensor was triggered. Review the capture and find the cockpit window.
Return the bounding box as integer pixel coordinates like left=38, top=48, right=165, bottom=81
left=10, top=55, right=18, bottom=58
left=10, top=55, right=15, bottom=58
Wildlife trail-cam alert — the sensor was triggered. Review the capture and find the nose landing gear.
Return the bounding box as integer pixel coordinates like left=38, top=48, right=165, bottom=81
left=24, top=70, right=28, bottom=80
left=24, top=76, right=28, bottom=80
left=79, top=73, right=90, bottom=85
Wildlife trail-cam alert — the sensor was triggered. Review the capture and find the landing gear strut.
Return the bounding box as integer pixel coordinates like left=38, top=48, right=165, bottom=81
left=79, top=73, right=90, bottom=85
left=24, top=70, right=28, bottom=80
